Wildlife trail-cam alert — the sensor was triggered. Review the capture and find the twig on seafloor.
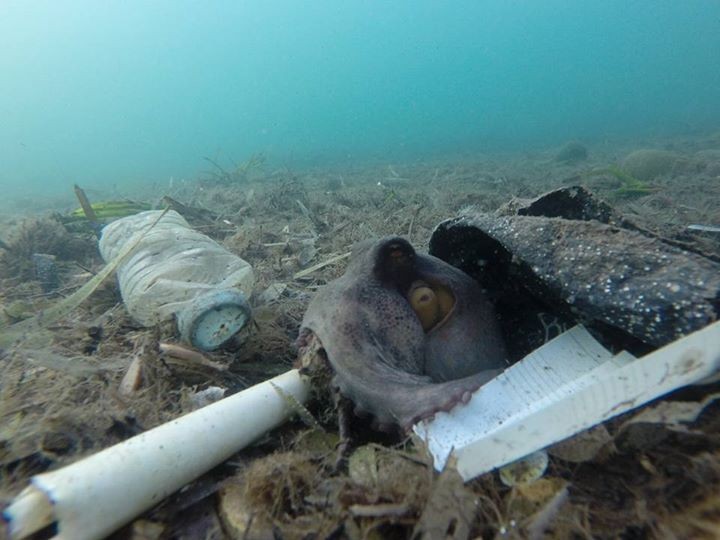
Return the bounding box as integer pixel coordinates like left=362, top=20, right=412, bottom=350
left=120, top=338, right=148, bottom=396
left=202, top=156, right=233, bottom=183
left=331, top=222, right=351, bottom=235
left=73, top=261, right=97, bottom=275
left=296, top=199, right=327, bottom=232
left=159, top=342, right=227, bottom=372
left=119, top=354, right=144, bottom=396
left=73, top=184, right=101, bottom=238
left=293, top=252, right=351, bottom=280
left=538, top=312, right=566, bottom=343
left=349, top=503, right=410, bottom=518
left=296, top=199, right=311, bottom=218
left=688, top=224, right=720, bottom=233
left=408, top=205, right=423, bottom=237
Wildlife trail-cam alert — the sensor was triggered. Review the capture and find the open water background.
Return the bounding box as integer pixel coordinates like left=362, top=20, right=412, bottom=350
left=1, top=1, right=719, bottom=200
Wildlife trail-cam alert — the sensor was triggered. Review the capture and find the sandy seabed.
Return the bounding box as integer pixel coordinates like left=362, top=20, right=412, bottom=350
left=1, top=133, right=720, bottom=539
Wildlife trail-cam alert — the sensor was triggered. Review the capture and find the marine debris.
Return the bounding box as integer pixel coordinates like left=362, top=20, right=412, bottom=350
left=98, top=210, right=254, bottom=351
left=3, top=370, right=310, bottom=540
left=432, top=186, right=720, bottom=350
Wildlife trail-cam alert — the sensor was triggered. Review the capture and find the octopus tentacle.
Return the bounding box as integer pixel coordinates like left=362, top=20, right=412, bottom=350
left=333, top=366, right=500, bottom=432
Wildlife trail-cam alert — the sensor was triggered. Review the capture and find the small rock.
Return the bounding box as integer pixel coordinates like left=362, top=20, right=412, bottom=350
left=348, top=445, right=379, bottom=488
left=218, top=483, right=272, bottom=540
left=547, top=425, right=612, bottom=462
left=499, top=450, right=549, bottom=486
left=128, top=520, right=165, bottom=540
left=297, top=243, right=317, bottom=268
left=32, top=253, right=59, bottom=293
left=258, top=282, right=288, bottom=304
left=621, top=149, right=683, bottom=181
left=554, top=141, right=588, bottom=163
left=694, top=149, right=720, bottom=162
left=185, top=386, right=227, bottom=411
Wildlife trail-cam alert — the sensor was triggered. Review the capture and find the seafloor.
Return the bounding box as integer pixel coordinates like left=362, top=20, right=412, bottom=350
left=1, top=134, right=719, bottom=539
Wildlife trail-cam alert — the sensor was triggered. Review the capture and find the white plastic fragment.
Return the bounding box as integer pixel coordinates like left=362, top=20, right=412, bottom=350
left=415, top=322, right=720, bottom=481
left=4, top=369, right=310, bottom=540
left=187, top=386, right=227, bottom=410
left=414, top=326, right=617, bottom=470
left=688, top=224, right=720, bottom=233
left=2, top=488, right=53, bottom=540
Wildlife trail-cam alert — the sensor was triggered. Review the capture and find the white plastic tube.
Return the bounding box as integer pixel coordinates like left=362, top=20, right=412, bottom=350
left=4, top=369, right=310, bottom=540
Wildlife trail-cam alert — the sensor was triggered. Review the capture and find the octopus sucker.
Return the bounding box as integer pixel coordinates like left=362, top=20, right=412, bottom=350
left=297, top=236, right=507, bottom=432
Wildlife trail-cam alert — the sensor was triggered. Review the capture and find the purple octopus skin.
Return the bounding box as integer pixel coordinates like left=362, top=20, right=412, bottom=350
left=297, top=236, right=507, bottom=432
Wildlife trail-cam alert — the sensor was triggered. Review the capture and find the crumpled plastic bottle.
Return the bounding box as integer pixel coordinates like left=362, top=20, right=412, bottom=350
left=99, top=210, right=254, bottom=350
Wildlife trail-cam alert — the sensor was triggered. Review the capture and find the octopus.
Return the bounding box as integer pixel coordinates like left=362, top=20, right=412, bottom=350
left=296, top=236, right=507, bottom=432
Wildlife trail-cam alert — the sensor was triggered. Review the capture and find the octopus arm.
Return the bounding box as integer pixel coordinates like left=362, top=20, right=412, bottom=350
left=324, top=334, right=500, bottom=431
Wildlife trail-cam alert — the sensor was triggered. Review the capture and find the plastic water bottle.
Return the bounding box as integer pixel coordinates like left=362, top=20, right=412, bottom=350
left=99, top=210, right=254, bottom=351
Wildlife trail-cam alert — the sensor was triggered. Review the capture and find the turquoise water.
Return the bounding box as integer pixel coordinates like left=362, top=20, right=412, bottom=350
left=1, top=1, right=719, bottom=199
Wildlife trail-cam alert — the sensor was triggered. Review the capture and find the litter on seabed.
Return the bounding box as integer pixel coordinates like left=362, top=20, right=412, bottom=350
left=415, top=322, right=720, bottom=480
left=5, top=321, right=718, bottom=539
left=4, top=370, right=310, bottom=540
left=3, top=186, right=719, bottom=539
left=98, top=210, right=255, bottom=351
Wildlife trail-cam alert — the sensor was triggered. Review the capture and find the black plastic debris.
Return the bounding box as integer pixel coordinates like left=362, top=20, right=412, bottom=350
left=430, top=186, right=720, bottom=353
left=501, top=185, right=622, bottom=224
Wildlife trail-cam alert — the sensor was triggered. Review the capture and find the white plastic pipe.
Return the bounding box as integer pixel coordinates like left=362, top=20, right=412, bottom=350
left=4, top=369, right=310, bottom=540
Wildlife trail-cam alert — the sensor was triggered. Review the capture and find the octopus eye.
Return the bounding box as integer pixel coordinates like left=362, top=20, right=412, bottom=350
left=409, top=282, right=440, bottom=331
left=407, top=280, right=456, bottom=332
